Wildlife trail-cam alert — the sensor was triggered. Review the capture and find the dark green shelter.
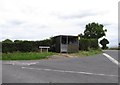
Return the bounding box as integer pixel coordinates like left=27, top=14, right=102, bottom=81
left=51, top=35, right=79, bottom=53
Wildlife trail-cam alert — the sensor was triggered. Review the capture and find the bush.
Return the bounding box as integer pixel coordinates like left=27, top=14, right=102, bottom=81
left=79, top=38, right=99, bottom=51
left=2, top=43, right=15, bottom=53
left=89, top=39, right=99, bottom=49
left=0, top=42, right=2, bottom=52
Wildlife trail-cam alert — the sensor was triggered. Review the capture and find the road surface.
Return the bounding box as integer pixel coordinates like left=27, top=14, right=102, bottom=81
left=2, top=50, right=119, bottom=83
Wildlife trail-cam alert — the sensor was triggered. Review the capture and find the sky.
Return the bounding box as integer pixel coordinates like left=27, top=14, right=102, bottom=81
left=0, top=0, right=119, bottom=47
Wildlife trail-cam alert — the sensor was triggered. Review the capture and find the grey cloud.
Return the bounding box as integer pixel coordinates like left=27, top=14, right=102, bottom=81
left=58, top=11, right=100, bottom=19
left=75, top=20, right=112, bottom=28
left=0, top=20, right=51, bottom=41
left=0, top=20, right=49, bottom=29
left=0, top=20, right=25, bottom=28
left=8, top=20, right=24, bottom=26
left=103, top=23, right=112, bottom=26
left=37, top=25, right=50, bottom=29
left=23, top=24, right=50, bottom=30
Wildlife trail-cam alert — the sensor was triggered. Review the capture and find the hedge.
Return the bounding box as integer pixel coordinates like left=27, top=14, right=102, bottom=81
left=2, top=38, right=99, bottom=53
left=2, top=40, right=52, bottom=53
left=79, top=38, right=99, bottom=51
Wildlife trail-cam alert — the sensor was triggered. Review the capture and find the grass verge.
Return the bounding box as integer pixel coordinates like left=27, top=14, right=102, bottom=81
left=0, top=53, right=1, bottom=60
left=2, top=52, right=55, bottom=60
left=71, top=49, right=102, bottom=57
left=2, top=49, right=102, bottom=60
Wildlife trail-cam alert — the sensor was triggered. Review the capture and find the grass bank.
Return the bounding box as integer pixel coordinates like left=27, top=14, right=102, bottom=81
left=2, top=52, right=55, bottom=60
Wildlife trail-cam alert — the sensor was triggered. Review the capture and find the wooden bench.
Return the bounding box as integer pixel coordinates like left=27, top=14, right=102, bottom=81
left=39, top=46, right=50, bottom=53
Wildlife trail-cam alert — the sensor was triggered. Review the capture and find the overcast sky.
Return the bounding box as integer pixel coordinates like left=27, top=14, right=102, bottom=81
left=0, top=0, right=119, bottom=47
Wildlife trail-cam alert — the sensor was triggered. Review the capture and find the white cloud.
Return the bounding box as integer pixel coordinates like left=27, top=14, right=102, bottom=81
left=0, top=0, right=119, bottom=47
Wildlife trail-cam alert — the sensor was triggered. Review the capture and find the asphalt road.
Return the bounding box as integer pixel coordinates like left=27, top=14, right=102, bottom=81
left=103, top=50, right=119, bottom=61
left=2, top=50, right=119, bottom=83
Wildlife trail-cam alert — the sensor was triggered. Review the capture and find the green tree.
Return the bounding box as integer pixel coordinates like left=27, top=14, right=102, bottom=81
left=100, top=38, right=109, bottom=49
left=14, top=40, right=23, bottom=43
left=84, top=22, right=107, bottom=39
left=2, top=39, right=13, bottom=43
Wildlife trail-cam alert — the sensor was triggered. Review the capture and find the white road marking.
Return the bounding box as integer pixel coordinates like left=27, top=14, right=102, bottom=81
left=4, top=61, right=39, bottom=66
left=21, top=67, right=118, bottom=77
left=103, top=53, right=120, bottom=66
left=26, top=62, right=39, bottom=66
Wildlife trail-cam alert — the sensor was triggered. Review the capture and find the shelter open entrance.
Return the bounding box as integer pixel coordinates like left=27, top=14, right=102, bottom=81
left=52, top=35, right=79, bottom=53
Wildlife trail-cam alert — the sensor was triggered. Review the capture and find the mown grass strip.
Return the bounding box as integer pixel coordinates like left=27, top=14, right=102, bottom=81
left=2, top=52, right=55, bottom=60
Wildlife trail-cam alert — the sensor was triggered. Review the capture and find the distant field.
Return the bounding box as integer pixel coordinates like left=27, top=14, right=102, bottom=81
left=108, top=47, right=120, bottom=50
left=2, top=52, right=55, bottom=60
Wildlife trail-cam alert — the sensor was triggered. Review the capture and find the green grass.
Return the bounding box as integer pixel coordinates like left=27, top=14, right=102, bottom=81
left=2, top=49, right=102, bottom=60
left=2, top=52, right=56, bottom=60
left=80, top=49, right=102, bottom=56
left=71, top=49, right=102, bottom=57
left=0, top=52, right=2, bottom=60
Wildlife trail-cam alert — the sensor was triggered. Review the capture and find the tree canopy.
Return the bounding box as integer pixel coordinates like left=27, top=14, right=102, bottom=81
left=100, top=38, right=109, bottom=49
left=2, top=39, right=13, bottom=43
left=84, top=22, right=107, bottom=39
